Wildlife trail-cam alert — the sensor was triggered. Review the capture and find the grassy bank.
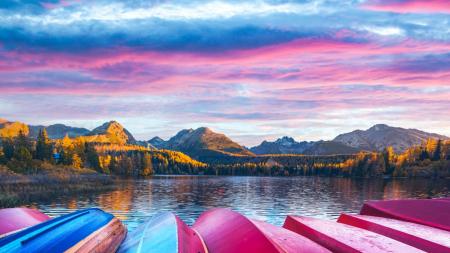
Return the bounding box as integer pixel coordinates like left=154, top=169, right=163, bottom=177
left=0, top=165, right=117, bottom=207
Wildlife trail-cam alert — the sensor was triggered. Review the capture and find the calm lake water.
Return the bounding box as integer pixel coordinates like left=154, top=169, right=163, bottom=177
left=26, top=176, right=449, bottom=231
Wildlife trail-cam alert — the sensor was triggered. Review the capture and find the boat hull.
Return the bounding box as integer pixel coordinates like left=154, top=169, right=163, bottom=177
left=118, top=212, right=207, bottom=253
left=283, top=215, right=424, bottom=253
left=338, top=213, right=450, bottom=252
left=193, top=208, right=281, bottom=253
left=0, top=208, right=126, bottom=253
left=360, top=198, right=450, bottom=231
left=0, top=208, right=50, bottom=236
left=193, top=208, right=329, bottom=253
left=250, top=220, right=331, bottom=253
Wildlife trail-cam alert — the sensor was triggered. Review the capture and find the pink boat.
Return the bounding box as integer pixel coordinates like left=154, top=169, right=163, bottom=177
left=0, top=208, right=50, bottom=236
left=251, top=220, right=331, bottom=253
left=338, top=213, right=450, bottom=252
left=193, top=208, right=329, bottom=253
left=360, top=198, right=450, bottom=231
left=283, top=215, right=425, bottom=253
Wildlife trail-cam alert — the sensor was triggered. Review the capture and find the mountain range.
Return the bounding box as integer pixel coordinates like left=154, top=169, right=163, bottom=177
left=149, top=127, right=254, bottom=160
left=1, top=118, right=448, bottom=156
left=249, top=136, right=314, bottom=155
left=333, top=124, right=449, bottom=153
left=249, top=124, right=449, bottom=154
left=0, top=119, right=134, bottom=145
left=28, top=124, right=90, bottom=139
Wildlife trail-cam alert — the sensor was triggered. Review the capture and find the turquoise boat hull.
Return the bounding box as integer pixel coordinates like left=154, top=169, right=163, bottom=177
left=118, top=212, right=207, bottom=253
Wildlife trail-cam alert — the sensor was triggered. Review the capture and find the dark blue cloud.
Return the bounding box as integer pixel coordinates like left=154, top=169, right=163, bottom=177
left=0, top=0, right=59, bottom=12
left=0, top=21, right=322, bottom=53
left=0, top=0, right=448, bottom=54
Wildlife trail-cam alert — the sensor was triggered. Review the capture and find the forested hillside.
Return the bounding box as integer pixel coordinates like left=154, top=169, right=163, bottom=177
left=0, top=119, right=448, bottom=178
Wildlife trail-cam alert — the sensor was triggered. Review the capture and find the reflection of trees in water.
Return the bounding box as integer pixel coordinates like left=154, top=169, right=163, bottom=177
left=66, top=199, right=77, bottom=209
left=383, top=179, right=449, bottom=200
left=35, top=177, right=448, bottom=226
left=96, top=181, right=135, bottom=220
left=169, top=176, right=231, bottom=208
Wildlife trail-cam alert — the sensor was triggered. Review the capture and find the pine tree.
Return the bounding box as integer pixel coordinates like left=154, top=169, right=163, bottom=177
left=36, top=128, right=52, bottom=161
left=383, top=146, right=395, bottom=175
left=15, top=130, right=31, bottom=151
left=2, top=137, right=15, bottom=160
left=15, top=146, right=32, bottom=161
left=85, top=143, right=100, bottom=171
left=433, top=139, right=442, bottom=161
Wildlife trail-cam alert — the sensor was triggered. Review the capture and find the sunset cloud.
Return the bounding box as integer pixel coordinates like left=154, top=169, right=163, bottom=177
left=0, top=0, right=449, bottom=145
left=362, top=0, right=450, bottom=14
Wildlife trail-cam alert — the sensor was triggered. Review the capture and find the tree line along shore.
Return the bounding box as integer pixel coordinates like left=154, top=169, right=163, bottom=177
left=0, top=128, right=449, bottom=180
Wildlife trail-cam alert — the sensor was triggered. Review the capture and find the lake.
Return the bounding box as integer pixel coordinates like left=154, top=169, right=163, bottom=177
left=26, top=176, right=449, bottom=231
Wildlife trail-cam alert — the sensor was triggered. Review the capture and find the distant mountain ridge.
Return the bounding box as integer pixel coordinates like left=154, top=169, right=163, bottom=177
left=333, top=124, right=449, bottom=153
left=250, top=137, right=361, bottom=155
left=250, top=136, right=314, bottom=154
left=0, top=119, right=90, bottom=139
left=29, top=124, right=90, bottom=139
left=2, top=118, right=449, bottom=156
left=0, top=119, right=136, bottom=145
left=148, top=136, right=165, bottom=148
left=303, top=141, right=361, bottom=155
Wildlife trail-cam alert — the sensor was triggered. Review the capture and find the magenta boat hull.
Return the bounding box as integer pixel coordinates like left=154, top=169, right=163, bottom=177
left=251, top=219, right=331, bottom=253
left=283, top=215, right=424, bottom=253
left=338, top=213, right=450, bottom=252
left=193, top=208, right=329, bottom=253
left=0, top=208, right=50, bottom=236
left=193, top=208, right=280, bottom=253
left=360, top=198, right=450, bottom=231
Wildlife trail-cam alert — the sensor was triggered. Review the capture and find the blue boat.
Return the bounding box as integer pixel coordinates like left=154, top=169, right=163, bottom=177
left=118, top=212, right=207, bottom=253
left=0, top=208, right=126, bottom=253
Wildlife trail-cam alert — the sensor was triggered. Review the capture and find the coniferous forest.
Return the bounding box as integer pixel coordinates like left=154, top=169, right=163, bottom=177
left=1, top=128, right=448, bottom=178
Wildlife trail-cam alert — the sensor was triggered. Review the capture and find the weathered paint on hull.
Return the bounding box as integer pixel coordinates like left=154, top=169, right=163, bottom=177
left=250, top=220, right=331, bottom=253
left=338, top=213, right=450, bottom=252
left=193, top=208, right=330, bottom=253
left=360, top=198, right=450, bottom=231
left=283, top=215, right=425, bottom=253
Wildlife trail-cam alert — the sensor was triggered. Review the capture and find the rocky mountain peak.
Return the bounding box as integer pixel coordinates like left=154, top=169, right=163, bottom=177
left=87, top=120, right=136, bottom=144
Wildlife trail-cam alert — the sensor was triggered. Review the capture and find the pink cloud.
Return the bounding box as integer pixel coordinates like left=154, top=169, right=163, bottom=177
left=362, top=0, right=450, bottom=14
left=0, top=37, right=449, bottom=96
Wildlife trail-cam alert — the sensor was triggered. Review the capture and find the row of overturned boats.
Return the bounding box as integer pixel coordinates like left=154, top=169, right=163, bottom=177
left=0, top=198, right=449, bottom=252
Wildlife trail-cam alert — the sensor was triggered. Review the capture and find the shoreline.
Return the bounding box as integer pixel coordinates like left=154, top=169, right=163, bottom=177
left=1, top=164, right=447, bottom=208
left=0, top=169, right=117, bottom=208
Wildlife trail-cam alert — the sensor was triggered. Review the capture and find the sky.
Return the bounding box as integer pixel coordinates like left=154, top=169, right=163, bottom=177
left=0, top=0, right=449, bottom=146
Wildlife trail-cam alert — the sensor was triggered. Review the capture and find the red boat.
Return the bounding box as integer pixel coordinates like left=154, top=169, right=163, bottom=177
left=360, top=198, right=450, bottom=231
left=338, top=213, right=450, bottom=252
left=193, top=208, right=330, bottom=253
left=0, top=208, right=50, bottom=237
left=283, top=216, right=424, bottom=253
